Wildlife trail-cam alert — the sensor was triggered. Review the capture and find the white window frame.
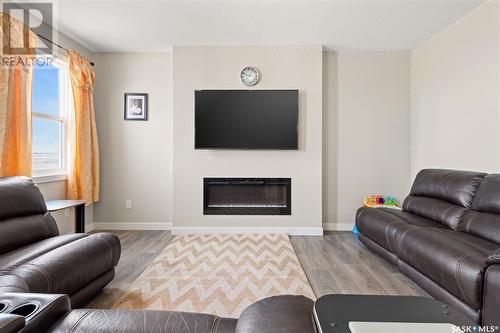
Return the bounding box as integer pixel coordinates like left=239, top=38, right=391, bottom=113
left=32, top=57, right=70, bottom=180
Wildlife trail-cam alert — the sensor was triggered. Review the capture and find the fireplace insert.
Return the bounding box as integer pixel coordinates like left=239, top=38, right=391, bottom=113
left=203, top=178, right=291, bottom=215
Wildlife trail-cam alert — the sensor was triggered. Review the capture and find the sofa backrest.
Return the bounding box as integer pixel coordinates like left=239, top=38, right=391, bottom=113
left=403, top=169, right=487, bottom=230
left=0, top=177, right=59, bottom=254
left=461, top=174, right=500, bottom=244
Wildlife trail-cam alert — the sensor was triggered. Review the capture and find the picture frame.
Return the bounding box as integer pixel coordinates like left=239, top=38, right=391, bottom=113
left=124, top=93, right=148, bottom=121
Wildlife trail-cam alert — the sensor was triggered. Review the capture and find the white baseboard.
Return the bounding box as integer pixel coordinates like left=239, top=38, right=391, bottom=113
left=172, top=227, right=323, bottom=236
left=322, top=222, right=353, bottom=231
left=90, top=222, right=173, bottom=231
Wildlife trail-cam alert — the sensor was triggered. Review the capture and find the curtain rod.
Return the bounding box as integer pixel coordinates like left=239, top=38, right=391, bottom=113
left=37, top=34, right=95, bottom=66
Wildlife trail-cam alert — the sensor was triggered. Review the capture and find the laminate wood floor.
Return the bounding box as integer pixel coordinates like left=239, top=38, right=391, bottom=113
left=88, top=230, right=174, bottom=308
left=290, top=232, right=427, bottom=297
left=88, top=230, right=426, bottom=308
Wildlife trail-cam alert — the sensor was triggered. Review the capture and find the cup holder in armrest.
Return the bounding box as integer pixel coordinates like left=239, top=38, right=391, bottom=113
left=9, top=303, right=39, bottom=318
left=0, top=303, right=5, bottom=312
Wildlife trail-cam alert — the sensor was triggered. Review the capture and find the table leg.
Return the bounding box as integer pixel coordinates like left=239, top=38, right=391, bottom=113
left=75, top=204, right=85, bottom=233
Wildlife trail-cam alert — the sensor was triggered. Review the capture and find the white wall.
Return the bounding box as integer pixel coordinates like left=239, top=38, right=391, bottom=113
left=411, top=1, right=500, bottom=176
left=323, top=51, right=411, bottom=229
left=172, top=46, right=323, bottom=234
left=92, top=53, right=173, bottom=230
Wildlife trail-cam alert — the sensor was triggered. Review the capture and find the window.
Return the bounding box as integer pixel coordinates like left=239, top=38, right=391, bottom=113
left=31, top=59, right=70, bottom=177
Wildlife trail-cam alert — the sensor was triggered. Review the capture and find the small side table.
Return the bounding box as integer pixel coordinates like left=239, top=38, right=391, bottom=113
left=313, top=294, right=471, bottom=333
left=45, top=200, right=86, bottom=233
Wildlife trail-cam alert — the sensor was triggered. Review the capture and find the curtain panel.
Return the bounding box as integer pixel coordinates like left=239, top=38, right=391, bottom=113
left=67, top=50, right=99, bottom=205
left=0, top=13, right=37, bottom=177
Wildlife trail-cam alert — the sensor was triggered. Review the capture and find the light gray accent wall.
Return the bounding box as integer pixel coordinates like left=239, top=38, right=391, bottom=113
left=92, top=53, right=173, bottom=226
left=410, top=1, right=500, bottom=177
left=323, top=51, right=411, bottom=229
left=172, top=46, right=323, bottom=229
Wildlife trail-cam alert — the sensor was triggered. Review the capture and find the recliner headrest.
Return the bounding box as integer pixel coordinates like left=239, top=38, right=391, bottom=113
left=410, top=169, right=487, bottom=208
left=0, top=177, right=47, bottom=220
left=472, top=174, right=500, bottom=214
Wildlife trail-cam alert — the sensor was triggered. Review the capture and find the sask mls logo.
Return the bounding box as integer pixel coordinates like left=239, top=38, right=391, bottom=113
left=453, top=326, right=500, bottom=333
left=2, top=2, right=53, bottom=55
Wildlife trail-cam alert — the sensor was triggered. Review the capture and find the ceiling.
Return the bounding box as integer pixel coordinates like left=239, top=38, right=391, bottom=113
left=49, top=0, right=484, bottom=53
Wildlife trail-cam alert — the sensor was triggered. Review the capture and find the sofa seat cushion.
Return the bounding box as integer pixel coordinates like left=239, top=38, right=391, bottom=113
left=0, top=234, right=87, bottom=274
left=397, top=228, right=497, bottom=310
left=356, top=207, right=446, bottom=252
left=9, top=233, right=121, bottom=296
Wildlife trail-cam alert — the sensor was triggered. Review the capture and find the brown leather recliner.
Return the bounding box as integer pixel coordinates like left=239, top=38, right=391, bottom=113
left=0, top=292, right=315, bottom=333
left=0, top=177, right=121, bottom=307
left=356, top=169, right=500, bottom=326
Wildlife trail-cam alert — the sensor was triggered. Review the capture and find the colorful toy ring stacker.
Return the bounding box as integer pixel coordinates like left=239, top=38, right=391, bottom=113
left=363, top=195, right=398, bottom=208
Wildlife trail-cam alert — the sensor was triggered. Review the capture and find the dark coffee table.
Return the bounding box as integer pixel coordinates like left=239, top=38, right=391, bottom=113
left=313, top=295, right=472, bottom=333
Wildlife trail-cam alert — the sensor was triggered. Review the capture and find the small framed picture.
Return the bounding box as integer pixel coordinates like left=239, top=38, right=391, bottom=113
left=124, top=93, right=148, bottom=120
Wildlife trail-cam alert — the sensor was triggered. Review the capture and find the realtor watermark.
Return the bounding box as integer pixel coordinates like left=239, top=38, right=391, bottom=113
left=453, top=325, right=500, bottom=333
left=1, top=2, right=54, bottom=67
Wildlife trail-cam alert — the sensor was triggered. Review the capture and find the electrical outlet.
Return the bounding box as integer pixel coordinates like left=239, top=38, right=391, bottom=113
left=126, top=200, right=132, bottom=209
left=64, top=208, right=70, bottom=218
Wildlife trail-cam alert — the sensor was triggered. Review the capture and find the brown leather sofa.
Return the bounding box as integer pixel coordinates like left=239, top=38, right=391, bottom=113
left=0, top=292, right=315, bottom=333
left=356, top=169, right=500, bottom=326
left=0, top=177, right=121, bottom=307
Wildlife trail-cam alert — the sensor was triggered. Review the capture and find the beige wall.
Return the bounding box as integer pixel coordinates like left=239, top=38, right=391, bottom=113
left=89, top=48, right=411, bottom=232
left=172, top=46, right=323, bottom=233
left=323, top=51, right=411, bottom=229
left=322, top=52, right=338, bottom=227
left=92, top=53, right=173, bottom=229
left=411, top=1, right=500, bottom=176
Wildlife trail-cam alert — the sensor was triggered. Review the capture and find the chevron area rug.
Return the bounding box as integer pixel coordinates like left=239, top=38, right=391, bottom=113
left=112, top=234, right=315, bottom=317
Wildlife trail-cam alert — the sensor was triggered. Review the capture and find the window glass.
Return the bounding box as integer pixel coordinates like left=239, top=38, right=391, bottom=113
left=32, top=64, right=61, bottom=116
left=32, top=117, right=62, bottom=171
left=31, top=62, right=67, bottom=174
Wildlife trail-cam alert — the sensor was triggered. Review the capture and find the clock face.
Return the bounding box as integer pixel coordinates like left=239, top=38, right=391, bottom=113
left=240, top=67, right=260, bottom=86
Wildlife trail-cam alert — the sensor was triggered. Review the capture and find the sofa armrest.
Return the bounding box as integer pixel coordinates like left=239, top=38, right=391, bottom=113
left=0, top=293, right=70, bottom=333
left=49, top=309, right=237, bottom=333
left=486, top=248, right=500, bottom=265
left=236, top=295, right=315, bottom=333
left=0, top=314, right=25, bottom=333
left=483, top=265, right=500, bottom=326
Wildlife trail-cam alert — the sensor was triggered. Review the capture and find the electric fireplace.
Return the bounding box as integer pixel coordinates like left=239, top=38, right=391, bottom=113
left=203, top=178, right=291, bottom=215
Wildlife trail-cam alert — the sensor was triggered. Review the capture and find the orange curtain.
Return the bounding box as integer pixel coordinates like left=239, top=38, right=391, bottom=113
left=0, top=13, right=37, bottom=177
left=67, top=50, right=99, bottom=205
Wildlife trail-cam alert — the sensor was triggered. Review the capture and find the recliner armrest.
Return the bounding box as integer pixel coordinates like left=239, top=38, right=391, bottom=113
left=236, top=295, right=315, bottom=333
left=0, top=293, right=70, bottom=333
left=483, top=265, right=500, bottom=325
left=486, top=248, right=500, bottom=265
left=0, top=314, right=25, bottom=333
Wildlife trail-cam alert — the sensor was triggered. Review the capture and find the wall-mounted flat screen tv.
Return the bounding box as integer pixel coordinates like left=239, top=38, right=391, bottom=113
left=195, top=90, right=298, bottom=149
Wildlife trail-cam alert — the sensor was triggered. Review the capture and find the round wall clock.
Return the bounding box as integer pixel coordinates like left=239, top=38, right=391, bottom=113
left=240, top=66, right=260, bottom=86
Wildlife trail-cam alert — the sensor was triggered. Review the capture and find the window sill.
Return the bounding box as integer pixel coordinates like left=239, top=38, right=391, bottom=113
left=33, top=174, right=67, bottom=184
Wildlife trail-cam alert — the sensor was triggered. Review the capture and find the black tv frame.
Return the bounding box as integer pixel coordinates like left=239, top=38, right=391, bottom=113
left=194, top=89, right=299, bottom=150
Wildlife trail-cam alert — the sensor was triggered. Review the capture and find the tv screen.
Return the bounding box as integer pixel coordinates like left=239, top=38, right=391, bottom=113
left=195, top=90, right=298, bottom=149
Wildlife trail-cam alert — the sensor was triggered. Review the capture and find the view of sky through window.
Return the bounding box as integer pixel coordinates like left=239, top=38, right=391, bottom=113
left=32, top=64, right=63, bottom=172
